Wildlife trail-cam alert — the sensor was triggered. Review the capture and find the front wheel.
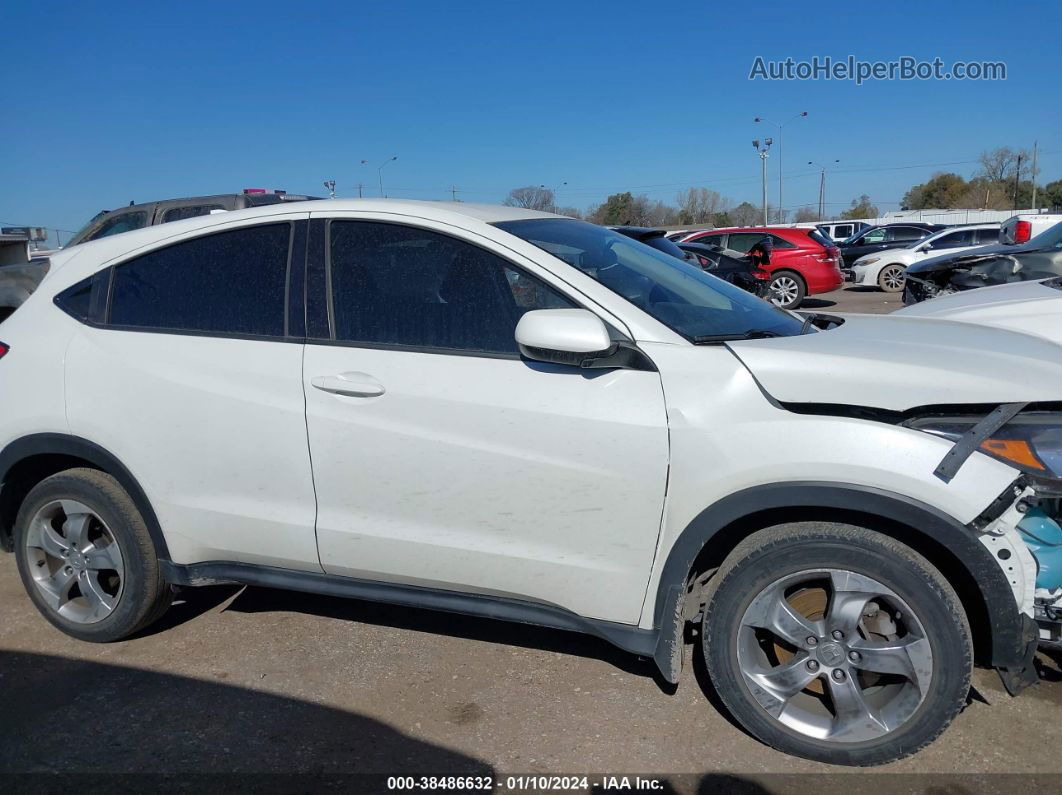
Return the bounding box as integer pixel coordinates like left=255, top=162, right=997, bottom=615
left=768, top=271, right=806, bottom=310
left=703, top=523, right=971, bottom=766
left=877, top=264, right=906, bottom=293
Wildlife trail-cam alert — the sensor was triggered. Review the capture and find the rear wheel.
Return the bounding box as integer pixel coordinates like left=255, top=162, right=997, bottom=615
left=703, top=523, right=971, bottom=766
left=768, top=271, right=806, bottom=310
left=14, top=468, right=172, bottom=642
left=877, top=264, right=906, bottom=293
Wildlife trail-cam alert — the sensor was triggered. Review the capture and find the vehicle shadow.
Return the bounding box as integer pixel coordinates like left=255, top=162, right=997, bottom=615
left=799, top=298, right=838, bottom=309
left=0, top=649, right=492, bottom=780
left=220, top=585, right=668, bottom=686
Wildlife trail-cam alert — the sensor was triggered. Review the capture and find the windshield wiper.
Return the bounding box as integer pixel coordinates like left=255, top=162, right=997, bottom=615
left=692, top=329, right=785, bottom=344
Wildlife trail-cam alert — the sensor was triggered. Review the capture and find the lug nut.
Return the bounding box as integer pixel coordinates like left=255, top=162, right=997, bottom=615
left=806, top=660, right=820, bottom=672
left=848, top=651, right=861, bottom=663
left=831, top=630, right=844, bottom=641
left=806, top=636, right=818, bottom=647
left=832, top=669, right=846, bottom=682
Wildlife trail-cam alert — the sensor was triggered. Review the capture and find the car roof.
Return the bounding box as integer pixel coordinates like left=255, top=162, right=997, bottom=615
left=46, top=199, right=567, bottom=281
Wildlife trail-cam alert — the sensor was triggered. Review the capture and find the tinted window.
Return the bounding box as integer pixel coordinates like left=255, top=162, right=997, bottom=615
left=109, top=223, right=291, bottom=336
left=161, top=204, right=226, bottom=223
left=806, top=229, right=833, bottom=248
left=770, top=234, right=797, bottom=249
left=833, top=224, right=853, bottom=239
left=726, top=233, right=764, bottom=253
left=886, top=226, right=926, bottom=243
left=975, top=228, right=1001, bottom=244
left=644, top=236, right=688, bottom=259
left=328, top=222, right=574, bottom=354
left=88, top=211, right=149, bottom=241
left=932, top=230, right=975, bottom=249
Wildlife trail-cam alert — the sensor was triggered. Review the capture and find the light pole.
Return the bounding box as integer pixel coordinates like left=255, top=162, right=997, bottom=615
left=355, top=159, right=368, bottom=197
left=322, top=180, right=336, bottom=199
left=808, top=160, right=839, bottom=219
left=753, top=139, right=773, bottom=225
left=754, top=111, right=807, bottom=222
left=378, top=156, right=397, bottom=198
left=540, top=181, right=567, bottom=212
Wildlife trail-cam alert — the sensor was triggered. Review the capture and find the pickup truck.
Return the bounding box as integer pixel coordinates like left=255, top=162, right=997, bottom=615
left=1000, top=212, right=1062, bottom=245
left=0, top=191, right=318, bottom=322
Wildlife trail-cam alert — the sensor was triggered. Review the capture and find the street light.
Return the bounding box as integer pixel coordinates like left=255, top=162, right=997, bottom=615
left=356, top=159, right=368, bottom=198
left=322, top=180, right=336, bottom=199
left=540, top=181, right=567, bottom=212
left=378, top=156, right=397, bottom=198
left=808, top=160, right=840, bottom=220
left=754, top=111, right=807, bottom=222
left=753, top=139, right=773, bottom=225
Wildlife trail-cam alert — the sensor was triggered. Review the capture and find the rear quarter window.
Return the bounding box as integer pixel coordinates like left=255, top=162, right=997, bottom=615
left=806, top=229, right=833, bottom=248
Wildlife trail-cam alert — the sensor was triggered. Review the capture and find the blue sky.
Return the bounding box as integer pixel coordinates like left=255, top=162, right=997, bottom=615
left=1, top=0, right=1059, bottom=241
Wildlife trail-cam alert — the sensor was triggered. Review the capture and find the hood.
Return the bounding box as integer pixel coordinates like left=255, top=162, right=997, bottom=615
left=894, top=279, right=1062, bottom=344
left=727, top=312, right=1062, bottom=412
left=908, top=240, right=1050, bottom=275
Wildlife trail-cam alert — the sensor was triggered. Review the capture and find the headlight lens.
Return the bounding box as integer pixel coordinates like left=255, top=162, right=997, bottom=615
left=859, top=257, right=880, bottom=266
left=904, top=412, right=1062, bottom=479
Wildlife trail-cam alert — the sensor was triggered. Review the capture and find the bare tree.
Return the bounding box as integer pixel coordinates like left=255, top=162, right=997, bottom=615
left=503, top=186, right=555, bottom=211
left=676, top=187, right=728, bottom=225
left=977, top=147, right=1030, bottom=184
left=792, top=206, right=819, bottom=223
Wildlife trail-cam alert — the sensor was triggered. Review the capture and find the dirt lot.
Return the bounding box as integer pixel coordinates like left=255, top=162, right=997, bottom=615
left=2, top=286, right=1059, bottom=790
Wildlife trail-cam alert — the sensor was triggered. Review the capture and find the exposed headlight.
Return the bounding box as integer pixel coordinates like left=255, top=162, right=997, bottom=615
left=858, top=257, right=880, bottom=266
left=904, top=412, right=1062, bottom=480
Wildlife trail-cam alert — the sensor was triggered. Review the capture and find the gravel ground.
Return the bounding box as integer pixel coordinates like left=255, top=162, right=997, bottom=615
left=2, top=284, right=1058, bottom=791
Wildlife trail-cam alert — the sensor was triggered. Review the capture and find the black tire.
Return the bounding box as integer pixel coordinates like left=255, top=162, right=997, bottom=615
left=703, top=522, right=972, bottom=766
left=14, top=468, right=172, bottom=642
left=768, top=270, right=806, bottom=310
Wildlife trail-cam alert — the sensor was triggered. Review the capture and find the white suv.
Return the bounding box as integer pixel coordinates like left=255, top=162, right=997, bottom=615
left=2, top=200, right=1061, bottom=766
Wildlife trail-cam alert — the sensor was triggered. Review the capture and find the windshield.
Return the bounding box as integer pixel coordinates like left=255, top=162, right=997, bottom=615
left=65, top=210, right=109, bottom=247
left=495, top=219, right=805, bottom=341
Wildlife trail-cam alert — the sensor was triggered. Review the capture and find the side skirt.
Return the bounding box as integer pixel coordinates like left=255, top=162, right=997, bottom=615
left=161, top=560, right=660, bottom=663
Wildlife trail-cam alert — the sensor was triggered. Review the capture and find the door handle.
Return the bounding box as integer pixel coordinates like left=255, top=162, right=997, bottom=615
left=311, top=372, right=386, bottom=398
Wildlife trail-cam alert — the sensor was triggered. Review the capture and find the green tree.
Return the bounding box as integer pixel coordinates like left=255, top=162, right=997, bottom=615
left=841, top=194, right=879, bottom=220
left=1043, top=180, right=1062, bottom=210
left=729, top=201, right=759, bottom=226
left=588, top=192, right=635, bottom=225
left=902, top=172, right=967, bottom=210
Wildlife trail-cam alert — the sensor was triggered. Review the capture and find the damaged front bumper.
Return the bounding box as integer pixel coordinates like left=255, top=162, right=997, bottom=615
left=972, top=478, right=1062, bottom=691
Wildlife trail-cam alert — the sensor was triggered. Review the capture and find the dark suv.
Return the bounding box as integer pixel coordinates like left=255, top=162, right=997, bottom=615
left=65, top=191, right=320, bottom=248
left=838, top=223, right=946, bottom=269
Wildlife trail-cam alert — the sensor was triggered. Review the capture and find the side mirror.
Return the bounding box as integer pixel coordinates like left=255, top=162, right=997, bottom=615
left=919, top=243, right=932, bottom=252
left=515, top=309, right=612, bottom=367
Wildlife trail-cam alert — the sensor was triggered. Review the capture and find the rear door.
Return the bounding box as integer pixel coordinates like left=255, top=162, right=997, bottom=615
left=64, top=215, right=320, bottom=570
left=302, top=213, right=670, bottom=624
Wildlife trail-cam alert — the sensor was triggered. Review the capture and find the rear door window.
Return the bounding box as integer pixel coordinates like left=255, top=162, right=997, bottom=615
left=933, top=230, right=975, bottom=249
left=886, top=226, right=927, bottom=243
left=725, top=233, right=763, bottom=253
left=861, top=228, right=886, bottom=244
left=109, top=223, right=291, bottom=337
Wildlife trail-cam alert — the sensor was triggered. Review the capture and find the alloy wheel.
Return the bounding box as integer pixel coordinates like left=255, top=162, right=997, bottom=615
left=23, top=499, right=125, bottom=624
left=879, top=265, right=906, bottom=292
left=737, top=568, right=932, bottom=743
left=769, top=276, right=799, bottom=307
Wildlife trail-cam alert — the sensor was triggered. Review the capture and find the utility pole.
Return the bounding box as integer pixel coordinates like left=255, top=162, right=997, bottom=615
left=754, top=111, right=807, bottom=223
left=451, top=185, right=459, bottom=201
left=357, top=183, right=364, bottom=198
left=753, top=139, right=773, bottom=225
left=1031, top=141, right=1039, bottom=209
left=808, top=160, right=839, bottom=220
left=1013, top=153, right=1023, bottom=211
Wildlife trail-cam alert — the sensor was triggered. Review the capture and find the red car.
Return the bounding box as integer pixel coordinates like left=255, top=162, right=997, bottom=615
left=680, top=227, right=843, bottom=309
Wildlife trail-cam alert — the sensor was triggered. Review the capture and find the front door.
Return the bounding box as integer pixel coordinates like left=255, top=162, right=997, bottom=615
left=303, top=218, right=670, bottom=624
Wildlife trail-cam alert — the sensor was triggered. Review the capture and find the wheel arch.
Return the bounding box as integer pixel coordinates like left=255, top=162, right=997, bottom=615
left=0, top=433, right=169, bottom=561
left=649, top=482, right=1026, bottom=683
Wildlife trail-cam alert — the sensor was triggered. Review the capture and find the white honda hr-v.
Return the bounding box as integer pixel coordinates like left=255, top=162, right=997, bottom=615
left=1, top=199, right=1060, bottom=765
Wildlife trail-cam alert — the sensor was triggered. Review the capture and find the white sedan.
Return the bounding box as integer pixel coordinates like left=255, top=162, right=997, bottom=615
left=849, top=224, right=1000, bottom=292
